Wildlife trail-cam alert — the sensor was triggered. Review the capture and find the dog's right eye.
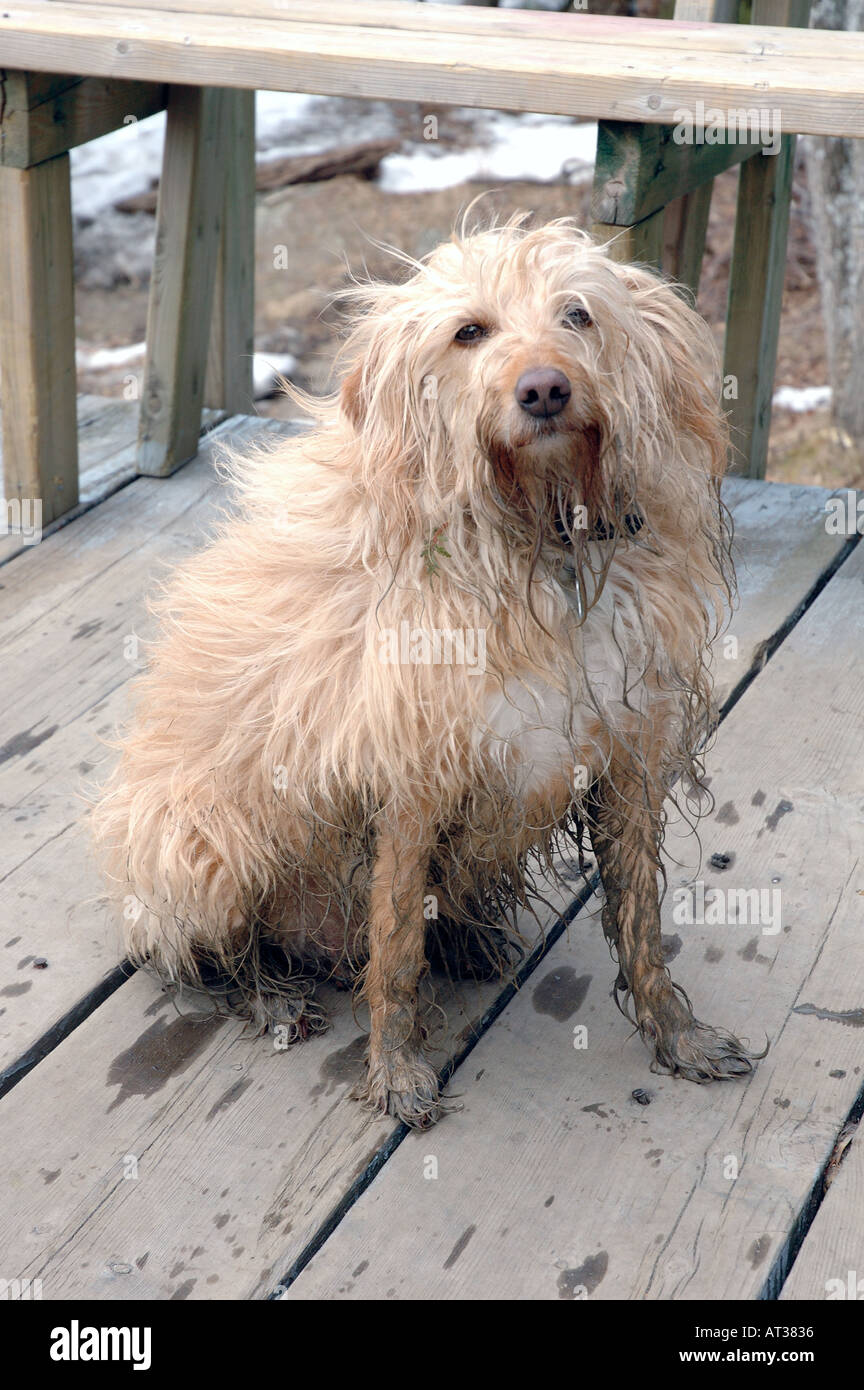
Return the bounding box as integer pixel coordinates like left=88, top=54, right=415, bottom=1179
left=454, top=324, right=486, bottom=344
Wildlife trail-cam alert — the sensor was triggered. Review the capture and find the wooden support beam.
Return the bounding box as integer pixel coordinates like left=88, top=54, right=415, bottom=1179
left=591, top=0, right=750, bottom=294
left=138, top=85, right=225, bottom=476
left=659, top=0, right=736, bottom=294
left=674, top=0, right=738, bottom=22
left=204, top=88, right=255, bottom=416
left=662, top=181, right=713, bottom=295
left=723, top=139, right=797, bottom=478
left=723, top=0, right=810, bottom=478
left=0, top=155, right=78, bottom=525
left=751, top=0, right=810, bottom=22
left=592, top=208, right=665, bottom=269
left=0, top=72, right=167, bottom=168
left=592, top=121, right=759, bottom=229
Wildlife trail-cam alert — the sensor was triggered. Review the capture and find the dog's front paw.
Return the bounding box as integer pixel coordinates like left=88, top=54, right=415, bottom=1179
left=354, top=1048, right=444, bottom=1129
left=640, top=1008, right=765, bottom=1083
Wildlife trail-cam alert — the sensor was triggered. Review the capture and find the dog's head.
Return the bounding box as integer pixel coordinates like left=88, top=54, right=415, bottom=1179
left=338, top=217, right=727, bottom=580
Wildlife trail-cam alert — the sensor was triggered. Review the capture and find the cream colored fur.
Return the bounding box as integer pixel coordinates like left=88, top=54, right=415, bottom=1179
left=92, top=218, right=753, bottom=1126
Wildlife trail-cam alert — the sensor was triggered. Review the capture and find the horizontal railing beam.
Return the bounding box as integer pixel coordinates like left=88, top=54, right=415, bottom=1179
left=0, top=6, right=862, bottom=138
left=0, top=73, right=168, bottom=168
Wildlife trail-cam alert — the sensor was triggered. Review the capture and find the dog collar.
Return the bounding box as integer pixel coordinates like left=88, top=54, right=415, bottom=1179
left=554, top=509, right=645, bottom=545
left=590, top=513, right=645, bottom=541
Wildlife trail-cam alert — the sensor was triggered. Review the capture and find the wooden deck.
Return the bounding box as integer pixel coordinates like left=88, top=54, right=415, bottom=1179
left=0, top=398, right=862, bottom=1301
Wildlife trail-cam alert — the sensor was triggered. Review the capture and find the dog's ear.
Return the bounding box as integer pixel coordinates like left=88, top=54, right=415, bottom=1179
left=336, top=313, right=427, bottom=554
left=339, top=287, right=405, bottom=436
left=339, top=326, right=393, bottom=436
left=340, top=362, right=368, bottom=432
left=613, top=261, right=728, bottom=479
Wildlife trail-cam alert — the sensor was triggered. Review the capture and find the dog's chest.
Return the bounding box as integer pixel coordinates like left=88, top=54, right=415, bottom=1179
left=479, top=567, right=649, bottom=795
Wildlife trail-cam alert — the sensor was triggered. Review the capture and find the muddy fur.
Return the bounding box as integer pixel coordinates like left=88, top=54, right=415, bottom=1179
left=92, top=217, right=764, bottom=1127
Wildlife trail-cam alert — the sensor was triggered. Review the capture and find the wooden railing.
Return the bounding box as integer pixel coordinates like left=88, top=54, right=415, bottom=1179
left=1, top=1, right=860, bottom=521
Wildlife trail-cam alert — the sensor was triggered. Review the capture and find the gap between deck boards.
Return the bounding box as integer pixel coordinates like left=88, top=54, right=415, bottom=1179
left=718, top=531, right=863, bottom=724
left=760, top=1083, right=864, bottom=1299
left=0, top=398, right=229, bottom=570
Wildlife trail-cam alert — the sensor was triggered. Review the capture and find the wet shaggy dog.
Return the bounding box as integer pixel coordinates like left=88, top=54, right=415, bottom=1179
left=93, top=218, right=761, bottom=1126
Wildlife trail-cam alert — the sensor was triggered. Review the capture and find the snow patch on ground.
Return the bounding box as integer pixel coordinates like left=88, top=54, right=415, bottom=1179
left=76, top=342, right=146, bottom=372
left=70, top=93, right=333, bottom=224
left=70, top=94, right=597, bottom=226
left=772, top=385, right=832, bottom=412
left=68, top=91, right=597, bottom=364
left=379, top=113, right=597, bottom=193
left=252, top=353, right=299, bottom=398
left=77, top=342, right=297, bottom=399
left=70, top=116, right=167, bottom=225
left=69, top=96, right=595, bottom=291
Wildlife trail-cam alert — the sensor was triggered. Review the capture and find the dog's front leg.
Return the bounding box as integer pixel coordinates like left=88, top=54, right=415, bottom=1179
left=588, top=760, right=759, bottom=1082
left=356, top=814, right=442, bottom=1127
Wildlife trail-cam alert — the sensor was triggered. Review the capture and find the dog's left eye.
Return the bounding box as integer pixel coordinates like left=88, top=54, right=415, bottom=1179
left=454, top=323, right=486, bottom=344
left=565, top=305, right=592, bottom=329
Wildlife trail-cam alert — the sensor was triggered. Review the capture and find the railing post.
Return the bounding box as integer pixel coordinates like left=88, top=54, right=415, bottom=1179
left=0, top=149, right=78, bottom=525
left=137, top=86, right=225, bottom=476
left=723, top=0, right=811, bottom=478
left=205, top=89, right=256, bottom=417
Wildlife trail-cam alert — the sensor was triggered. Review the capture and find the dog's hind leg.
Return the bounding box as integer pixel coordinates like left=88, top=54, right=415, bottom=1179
left=355, top=813, right=443, bottom=1127
left=587, top=759, right=762, bottom=1082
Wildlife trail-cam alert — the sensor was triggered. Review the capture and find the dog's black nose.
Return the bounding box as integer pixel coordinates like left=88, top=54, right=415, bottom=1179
left=515, top=367, right=571, bottom=418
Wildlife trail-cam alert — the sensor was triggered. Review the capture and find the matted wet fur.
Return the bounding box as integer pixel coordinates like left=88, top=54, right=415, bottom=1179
left=92, top=216, right=763, bottom=1127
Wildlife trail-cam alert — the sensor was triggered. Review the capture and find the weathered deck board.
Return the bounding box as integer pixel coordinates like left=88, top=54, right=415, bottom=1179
left=0, top=413, right=292, bottom=1080
left=0, top=396, right=224, bottom=567
left=24, top=0, right=856, bottom=60
left=710, top=477, right=849, bottom=704
left=283, top=542, right=864, bottom=1301
left=780, top=1123, right=864, bottom=1300
left=0, top=469, right=846, bottom=1084
left=0, top=895, right=569, bottom=1299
